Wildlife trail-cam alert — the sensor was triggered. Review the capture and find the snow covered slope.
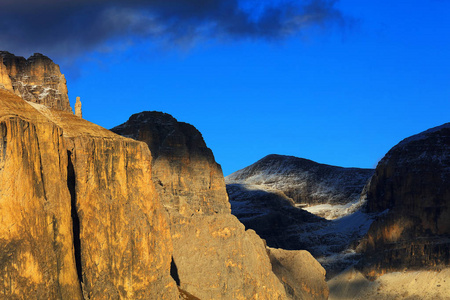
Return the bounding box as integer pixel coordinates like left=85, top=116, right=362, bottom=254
left=226, top=154, right=374, bottom=207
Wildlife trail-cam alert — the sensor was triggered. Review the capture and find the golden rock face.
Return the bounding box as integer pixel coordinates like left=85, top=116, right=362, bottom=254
left=112, top=111, right=289, bottom=299
left=0, top=89, right=178, bottom=299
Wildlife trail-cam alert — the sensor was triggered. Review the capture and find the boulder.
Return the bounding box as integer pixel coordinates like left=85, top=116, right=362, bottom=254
left=268, top=248, right=329, bottom=300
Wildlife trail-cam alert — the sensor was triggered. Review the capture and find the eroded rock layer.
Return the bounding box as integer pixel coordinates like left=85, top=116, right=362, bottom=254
left=0, top=51, right=72, bottom=112
left=0, top=89, right=179, bottom=299
left=112, top=112, right=289, bottom=299
left=358, top=123, right=450, bottom=277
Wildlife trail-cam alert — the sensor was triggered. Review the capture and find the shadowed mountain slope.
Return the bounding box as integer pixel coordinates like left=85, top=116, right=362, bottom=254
left=358, top=123, right=450, bottom=277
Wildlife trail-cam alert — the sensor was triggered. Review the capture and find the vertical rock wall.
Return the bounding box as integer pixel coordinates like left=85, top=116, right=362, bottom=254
left=0, top=91, right=82, bottom=299
left=0, top=89, right=179, bottom=299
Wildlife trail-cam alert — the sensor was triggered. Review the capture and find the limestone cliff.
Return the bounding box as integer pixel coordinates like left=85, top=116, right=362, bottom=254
left=0, top=89, right=178, bottom=299
left=0, top=89, right=82, bottom=299
left=0, top=51, right=72, bottom=112
left=226, top=154, right=374, bottom=206
left=112, top=112, right=290, bottom=299
left=358, top=123, right=450, bottom=277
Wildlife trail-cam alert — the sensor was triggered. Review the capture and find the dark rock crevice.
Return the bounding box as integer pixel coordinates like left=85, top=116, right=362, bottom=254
left=170, top=257, right=180, bottom=286
left=67, top=151, right=83, bottom=284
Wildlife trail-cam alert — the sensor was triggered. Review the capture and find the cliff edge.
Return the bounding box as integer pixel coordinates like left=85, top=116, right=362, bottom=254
left=0, top=89, right=178, bottom=299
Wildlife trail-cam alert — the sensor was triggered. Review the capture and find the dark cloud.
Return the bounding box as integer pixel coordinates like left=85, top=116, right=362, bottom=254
left=0, top=0, right=347, bottom=59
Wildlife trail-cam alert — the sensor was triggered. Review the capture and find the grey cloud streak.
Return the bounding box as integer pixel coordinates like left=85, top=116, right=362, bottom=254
left=0, top=0, right=347, bottom=58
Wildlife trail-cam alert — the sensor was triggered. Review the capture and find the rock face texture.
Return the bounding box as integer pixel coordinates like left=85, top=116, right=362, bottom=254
left=226, top=154, right=374, bottom=206
left=358, top=123, right=450, bottom=277
left=112, top=111, right=230, bottom=216
left=112, top=112, right=290, bottom=299
left=0, top=51, right=72, bottom=112
left=0, top=89, right=178, bottom=299
left=268, top=248, right=329, bottom=300
left=0, top=89, right=82, bottom=299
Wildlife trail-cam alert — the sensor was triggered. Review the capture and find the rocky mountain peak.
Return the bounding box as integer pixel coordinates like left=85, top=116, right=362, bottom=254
left=0, top=50, right=72, bottom=112
left=359, top=122, right=450, bottom=276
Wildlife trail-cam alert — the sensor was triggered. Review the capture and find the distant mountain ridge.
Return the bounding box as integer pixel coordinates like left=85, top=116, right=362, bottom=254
left=226, top=154, right=374, bottom=206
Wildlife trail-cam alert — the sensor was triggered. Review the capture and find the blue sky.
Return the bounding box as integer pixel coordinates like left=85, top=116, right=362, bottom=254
left=3, top=0, right=450, bottom=175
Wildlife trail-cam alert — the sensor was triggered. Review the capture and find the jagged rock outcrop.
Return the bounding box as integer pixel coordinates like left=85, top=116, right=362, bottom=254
left=75, top=97, right=82, bottom=118
left=226, top=154, right=374, bottom=206
left=268, top=248, right=329, bottom=300
left=0, top=51, right=72, bottom=112
left=0, top=56, right=13, bottom=92
left=0, top=89, right=179, bottom=299
left=358, top=123, right=450, bottom=277
left=112, top=112, right=289, bottom=299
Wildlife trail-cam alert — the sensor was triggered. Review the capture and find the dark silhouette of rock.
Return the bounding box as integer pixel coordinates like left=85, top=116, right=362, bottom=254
left=226, top=154, right=374, bottom=206
left=0, top=51, right=72, bottom=112
left=358, top=123, right=450, bottom=277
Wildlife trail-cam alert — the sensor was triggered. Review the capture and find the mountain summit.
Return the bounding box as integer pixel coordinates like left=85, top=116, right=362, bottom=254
left=0, top=51, right=72, bottom=112
left=227, top=154, right=374, bottom=206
